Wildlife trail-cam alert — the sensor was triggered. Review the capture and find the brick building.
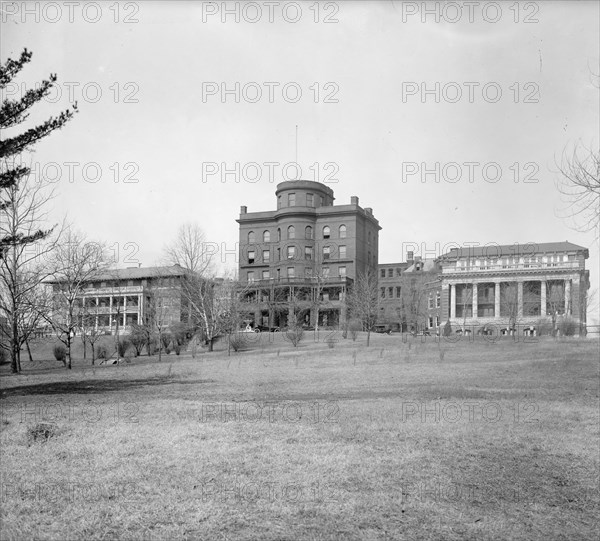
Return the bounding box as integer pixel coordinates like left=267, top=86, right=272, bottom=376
left=378, top=242, right=590, bottom=335
left=48, top=264, right=190, bottom=334
left=438, top=242, right=590, bottom=334
left=237, top=180, right=381, bottom=329
left=378, top=253, right=441, bottom=332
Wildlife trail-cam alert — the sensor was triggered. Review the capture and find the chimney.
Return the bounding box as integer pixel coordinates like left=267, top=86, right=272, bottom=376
left=351, top=196, right=359, bottom=205
left=240, top=205, right=247, bottom=214
left=365, top=207, right=372, bottom=215
left=407, top=250, right=414, bottom=264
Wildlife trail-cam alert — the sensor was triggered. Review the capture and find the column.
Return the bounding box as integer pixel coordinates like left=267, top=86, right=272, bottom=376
left=109, top=296, right=113, bottom=331
left=494, top=282, right=500, bottom=318
left=472, top=283, right=478, bottom=318
left=450, top=284, right=456, bottom=320
left=254, top=309, right=261, bottom=326
left=517, top=282, right=523, bottom=317
left=540, top=280, right=546, bottom=316
left=565, top=279, right=571, bottom=315
left=138, top=294, right=143, bottom=323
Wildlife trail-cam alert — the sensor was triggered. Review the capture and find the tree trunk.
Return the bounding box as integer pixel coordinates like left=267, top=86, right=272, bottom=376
left=366, top=329, right=371, bottom=347
left=82, top=338, right=87, bottom=359
left=66, top=335, right=72, bottom=369
left=208, top=338, right=214, bottom=352
left=11, top=318, right=19, bottom=373
left=26, top=339, right=33, bottom=362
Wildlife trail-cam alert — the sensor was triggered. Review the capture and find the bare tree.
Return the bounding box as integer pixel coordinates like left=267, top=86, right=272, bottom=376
left=163, top=222, right=214, bottom=274
left=145, top=279, right=173, bottom=361
left=79, top=302, right=104, bottom=365
left=346, top=267, right=379, bottom=346
left=397, top=274, right=431, bottom=334
left=0, top=166, right=64, bottom=372
left=555, top=142, right=600, bottom=239
left=46, top=231, right=110, bottom=369
left=499, top=282, right=520, bottom=333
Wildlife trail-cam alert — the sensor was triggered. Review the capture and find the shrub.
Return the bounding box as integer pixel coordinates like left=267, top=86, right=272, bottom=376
left=558, top=316, right=577, bottom=337
left=53, top=344, right=66, bottom=362
left=284, top=327, right=304, bottom=347
left=27, top=423, right=58, bottom=445
left=0, top=348, right=7, bottom=365
left=326, top=336, right=336, bottom=349
left=443, top=320, right=452, bottom=337
left=348, top=319, right=362, bottom=342
left=117, top=338, right=131, bottom=357
left=536, top=318, right=553, bottom=336
left=174, top=344, right=181, bottom=355
left=130, top=325, right=147, bottom=356
left=96, top=344, right=108, bottom=360
left=160, top=333, right=171, bottom=350
left=229, top=333, right=244, bottom=352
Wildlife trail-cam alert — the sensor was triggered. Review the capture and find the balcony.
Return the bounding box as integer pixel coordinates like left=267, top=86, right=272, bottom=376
left=442, top=261, right=582, bottom=274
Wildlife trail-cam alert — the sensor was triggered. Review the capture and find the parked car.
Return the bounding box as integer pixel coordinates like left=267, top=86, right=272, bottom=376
left=240, top=325, right=260, bottom=333
left=256, top=325, right=280, bottom=332
left=374, top=325, right=392, bottom=335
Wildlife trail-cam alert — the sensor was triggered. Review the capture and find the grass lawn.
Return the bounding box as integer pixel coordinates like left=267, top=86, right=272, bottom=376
left=1, top=333, right=599, bottom=540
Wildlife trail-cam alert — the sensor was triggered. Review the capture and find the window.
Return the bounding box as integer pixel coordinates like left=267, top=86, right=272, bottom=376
left=323, top=226, right=330, bottom=239
left=387, top=268, right=393, bottom=278
left=436, top=291, right=441, bottom=308
left=428, top=317, right=434, bottom=329
left=323, top=246, right=330, bottom=260
left=248, top=231, right=255, bottom=243
left=339, top=245, right=346, bottom=258
left=322, top=267, right=330, bottom=278
left=263, top=250, right=270, bottom=263
left=305, top=246, right=313, bottom=260
left=277, top=228, right=281, bottom=241
left=247, top=271, right=255, bottom=282
left=305, top=226, right=313, bottom=239
left=388, top=287, right=393, bottom=298
left=248, top=250, right=255, bottom=264
left=428, top=294, right=434, bottom=309
left=307, top=193, right=314, bottom=207
left=339, top=225, right=347, bottom=238
left=380, top=287, right=386, bottom=298
left=287, top=225, right=295, bottom=239
left=305, top=267, right=312, bottom=278
left=339, top=266, right=346, bottom=277
left=288, top=193, right=296, bottom=206
left=287, top=267, right=295, bottom=278
left=319, top=196, right=323, bottom=207
left=396, top=268, right=402, bottom=277
left=287, top=246, right=296, bottom=259
left=396, top=286, right=401, bottom=297
left=277, top=248, right=281, bottom=261
left=276, top=268, right=281, bottom=279
left=263, top=230, right=270, bottom=243
left=262, top=270, right=270, bottom=280
left=277, top=195, right=282, bottom=209
left=436, top=315, right=440, bottom=327
left=368, top=231, right=371, bottom=245
left=381, top=269, right=386, bottom=278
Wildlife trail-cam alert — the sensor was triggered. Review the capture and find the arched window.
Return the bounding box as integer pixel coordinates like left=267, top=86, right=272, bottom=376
left=367, top=231, right=371, bottom=245
left=339, top=225, right=347, bottom=238
left=277, top=228, right=281, bottom=241
left=305, top=226, right=313, bottom=239
left=263, top=230, right=270, bottom=243
left=248, top=231, right=255, bottom=244
left=287, top=225, right=295, bottom=239
left=323, top=226, right=330, bottom=239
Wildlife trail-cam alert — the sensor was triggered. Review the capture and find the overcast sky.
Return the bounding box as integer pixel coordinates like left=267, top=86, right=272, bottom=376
left=2, top=0, right=599, bottom=322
